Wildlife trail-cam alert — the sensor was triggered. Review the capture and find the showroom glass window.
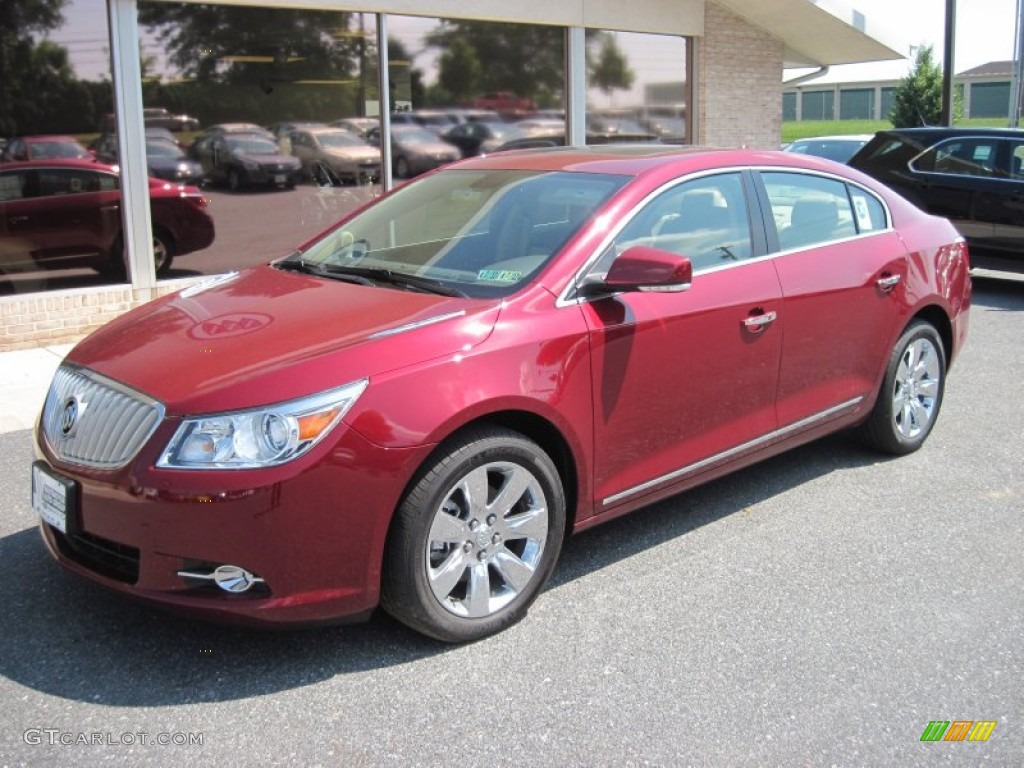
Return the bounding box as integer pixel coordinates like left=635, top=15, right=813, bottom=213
left=387, top=15, right=567, bottom=151
left=585, top=31, right=689, bottom=146
left=0, top=0, right=120, bottom=295
left=137, top=3, right=383, bottom=280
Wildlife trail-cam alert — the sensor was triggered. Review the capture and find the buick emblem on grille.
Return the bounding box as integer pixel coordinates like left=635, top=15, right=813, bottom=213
left=60, top=396, right=86, bottom=437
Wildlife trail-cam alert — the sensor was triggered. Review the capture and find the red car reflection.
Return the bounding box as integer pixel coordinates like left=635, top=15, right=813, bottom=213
left=32, top=147, right=970, bottom=643
left=0, top=159, right=214, bottom=276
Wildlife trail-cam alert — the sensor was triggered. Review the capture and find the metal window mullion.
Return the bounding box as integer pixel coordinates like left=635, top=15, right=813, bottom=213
left=108, top=0, right=155, bottom=290
left=566, top=27, right=586, bottom=147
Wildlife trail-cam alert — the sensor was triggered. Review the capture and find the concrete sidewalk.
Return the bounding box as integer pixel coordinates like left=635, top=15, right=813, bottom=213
left=0, top=344, right=72, bottom=434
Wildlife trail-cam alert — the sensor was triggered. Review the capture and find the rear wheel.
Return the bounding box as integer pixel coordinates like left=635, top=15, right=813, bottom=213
left=382, top=426, right=565, bottom=643
left=857, top=320, right=946, bottom=455
left=101, top=230, right=175, bottom=276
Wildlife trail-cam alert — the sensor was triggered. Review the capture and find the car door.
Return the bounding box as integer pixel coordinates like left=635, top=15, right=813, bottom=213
left=907, top=136, right=1002, bottom=246
left=577, top=171, right=783, bottom=511
left=980, top=138, right=1024, bottom=255
left=757, top=170, right=906, bottom=428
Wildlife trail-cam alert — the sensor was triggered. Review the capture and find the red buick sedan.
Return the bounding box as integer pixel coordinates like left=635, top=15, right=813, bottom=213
left=0, top=159, right=214, bottom=275
left=32, top=146, right=971, bottom=642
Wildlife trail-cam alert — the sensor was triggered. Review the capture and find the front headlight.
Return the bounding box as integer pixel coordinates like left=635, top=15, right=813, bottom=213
left=157, top=379, right=368, bottom=470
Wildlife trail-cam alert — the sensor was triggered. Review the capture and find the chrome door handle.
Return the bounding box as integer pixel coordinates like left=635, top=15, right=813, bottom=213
left=9, top=215, right=29, bottom=224
left=743, top=310, right=777, bottom=331
left=877, top=274, right=901, bottom=292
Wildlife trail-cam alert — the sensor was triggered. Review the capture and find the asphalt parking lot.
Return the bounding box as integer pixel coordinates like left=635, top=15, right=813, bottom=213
left=0, top=272, right=1020, bottom=766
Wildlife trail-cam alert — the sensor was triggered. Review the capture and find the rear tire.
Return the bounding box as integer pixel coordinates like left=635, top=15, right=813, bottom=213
left=381, top=426, right=565, bottom=643
left=856, top=320, right=946, bottom=455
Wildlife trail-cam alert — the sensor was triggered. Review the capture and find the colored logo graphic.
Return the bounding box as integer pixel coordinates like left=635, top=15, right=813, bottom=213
left=920, top=721, right=997, bottom=742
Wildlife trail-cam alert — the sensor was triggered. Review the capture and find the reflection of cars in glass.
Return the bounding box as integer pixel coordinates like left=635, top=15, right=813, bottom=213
left=783, top=135, right=872, bottom=163
left=848, top=127, right=1024, bottom=273
left=288, top=127, right=381, bottom=184
left=330, top=117, right=379, bottom=139
left=0, top=159, right=213, bottom=275
left=265, top=121, right=327, bottom=141
left=192, top=131, right=302, bottom=191
left=91, top=133, right=205, bottom=185
left=143, top=107, right=200, bottom=132
left=366, top=125, right=460, bottom=178
left=32, top=146, right=970, bottom=643
left=440, top=121, right=528, bottom=157
left=1, top=135, right=92, bottom=162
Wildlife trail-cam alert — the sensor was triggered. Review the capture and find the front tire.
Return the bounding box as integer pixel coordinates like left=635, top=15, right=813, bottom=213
left=228, top=167, right=243, bottom=191
left=382, top=426, right=566, bottom=643
left=857, top=320, right=946, bottom=455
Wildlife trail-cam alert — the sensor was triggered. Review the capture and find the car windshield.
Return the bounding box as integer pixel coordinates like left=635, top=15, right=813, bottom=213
left=31, top=141, right=88, bottom=159
left=146, top=140, right=184, bottom=157
left=227, top=136, right=279, bottom=154
left=317, top=131, right=367, bottom=148
left=286, top=168, right=628, bottom=298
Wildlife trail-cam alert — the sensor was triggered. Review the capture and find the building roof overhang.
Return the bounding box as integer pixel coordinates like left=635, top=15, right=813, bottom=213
left=716, top=0, right=907, bottom=68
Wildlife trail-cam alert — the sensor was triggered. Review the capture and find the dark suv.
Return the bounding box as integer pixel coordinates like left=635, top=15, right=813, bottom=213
left=849, top=127, right=1024, bottom=273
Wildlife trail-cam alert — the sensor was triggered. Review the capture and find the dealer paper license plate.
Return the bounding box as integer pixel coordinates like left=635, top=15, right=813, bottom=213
left=32, top=462, right=75, bottom=534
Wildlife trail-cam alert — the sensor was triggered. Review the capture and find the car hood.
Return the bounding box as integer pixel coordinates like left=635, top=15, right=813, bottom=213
left=67, top=265, right=501, bottom=415
left=325, top=146, right=380, bottom=162
left=148, top=156, right=202, bottom=172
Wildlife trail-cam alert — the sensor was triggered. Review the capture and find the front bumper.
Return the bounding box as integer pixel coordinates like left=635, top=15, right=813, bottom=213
left=34, top=425, right=427, bottom=627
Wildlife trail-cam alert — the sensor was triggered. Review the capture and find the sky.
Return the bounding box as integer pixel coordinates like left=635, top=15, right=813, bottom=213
left=791, top=0, right=1020, bottom=82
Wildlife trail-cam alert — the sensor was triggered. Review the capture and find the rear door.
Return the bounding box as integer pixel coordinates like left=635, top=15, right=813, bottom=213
left=757, top=170, right=906, bottom=427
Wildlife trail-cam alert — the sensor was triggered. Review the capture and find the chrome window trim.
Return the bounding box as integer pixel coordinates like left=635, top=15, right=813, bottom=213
left=602, top=396, right=863, bottom=507
left=557, top=166, right=895, bottom=308
left=556, top=168, right=751, bottom=307
left=754, top=166, right=893, bottom=232
left=905, top=134, right=1019, bottom=182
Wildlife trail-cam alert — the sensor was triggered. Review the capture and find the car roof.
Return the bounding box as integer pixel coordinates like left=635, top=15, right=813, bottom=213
left=883, top=126, right=1024, bottom=138
left=459, top=144, right=894, bottom=193
left=789, top=135, right=873, bottom=142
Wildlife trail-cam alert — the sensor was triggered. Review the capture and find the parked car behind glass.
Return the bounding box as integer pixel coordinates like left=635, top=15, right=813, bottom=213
left=31, top=146, right=969, bottom=644
left=366, top=125, right=460, bottom=178
left=91, top=133, right=205, bottom=185
left=1, top=135, right=92, bottom=162
left=849, top=126, right=1024, bottom=273
left=0, top=158, right=213, bottom=275
left=288, top=127, right=381, bottom=185
left=192, top=131, right=301, bottom=191
left=783, top=134, right=872, bottom=163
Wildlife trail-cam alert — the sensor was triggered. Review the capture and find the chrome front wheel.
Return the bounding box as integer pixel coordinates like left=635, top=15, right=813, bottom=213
left=382, top=427, right=565, bottom=642
left=426, top=461, right=549, bottom=618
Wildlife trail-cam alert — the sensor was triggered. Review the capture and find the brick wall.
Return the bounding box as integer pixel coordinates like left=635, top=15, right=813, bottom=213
left=697, top=2, right=784, bottom=149
left=0, top=281, right=201, bottom=352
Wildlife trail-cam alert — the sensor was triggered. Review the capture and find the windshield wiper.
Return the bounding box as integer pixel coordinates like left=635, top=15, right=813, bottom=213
left=316, top=265, right=467, bottom=297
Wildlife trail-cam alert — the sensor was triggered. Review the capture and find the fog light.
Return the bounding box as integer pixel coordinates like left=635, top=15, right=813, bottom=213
left=177, top=563, right=266, bottom=593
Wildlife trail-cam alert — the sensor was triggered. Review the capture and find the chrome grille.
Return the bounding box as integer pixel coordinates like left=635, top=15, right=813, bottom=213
left=42, top=366, right=164, bottom=470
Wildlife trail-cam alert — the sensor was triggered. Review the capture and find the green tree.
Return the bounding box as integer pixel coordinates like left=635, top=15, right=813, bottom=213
left=437, top=37, right=481, bottom=105
left=589, top=32, right=634, bottom=101
left=889, top=45, right=961, bottom=127
left=0, top=0, right=71, bottom=135
left=138, top=4, right=368, bottom=123
left=427, top=20, right=564, bottom=107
